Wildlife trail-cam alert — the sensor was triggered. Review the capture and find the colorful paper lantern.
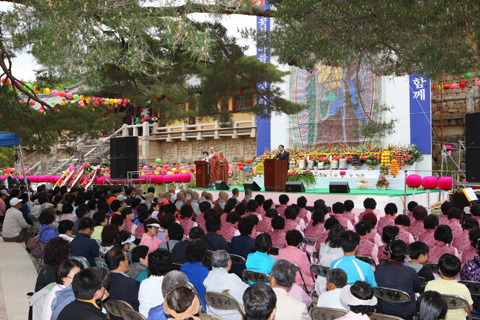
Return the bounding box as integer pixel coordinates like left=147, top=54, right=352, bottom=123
left=476, top=80, right=480, bottom=89
left=43, top=88, right=51, bottom=95
left=73, top=94, right=79, bottom=100
left=156, top=158, right=162, bottom=164
left=443, top=84, right=451, bottom=89
left=246, top=159, right=252, bottom=163
left=66, top=93, right=73, bottom=99
left=59, top=92, right=66, bottom=97
left=466, top=72, right=473, bottom=79
left=460, top=81, right=467, bottom=90
left=451, top=83, right=458, bottom=93
left=143, top=165, right=149, bottom=170
left=237, top=162, right=243, bottom=166
left=51, top=90, right=59, bottom=96
left=422, top=176, right=438, bottom=189
left=406, top=174, right=422, bottom=187
left=244, top=166, right=250, bottom=171
left=438, top=176, right=453, bottom=190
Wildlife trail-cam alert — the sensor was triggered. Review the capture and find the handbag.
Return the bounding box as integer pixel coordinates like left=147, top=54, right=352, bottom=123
left=27, top=229, right=45, bottom=260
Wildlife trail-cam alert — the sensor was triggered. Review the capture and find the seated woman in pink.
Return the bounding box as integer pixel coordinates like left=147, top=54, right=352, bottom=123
left=139, top=218, right=162, bottom=252
left=418, top=214, right=438, bottom=248
left=446, top=207, right=464, bottom=239
left=278, top=230, right=313, bottom=292
left=180, top=205, right=198, bottom=237
left=343, top=200, right=358, bottom=225
left=459, top=223, right=480, bottom=265
left=284, top=207, right=302, bottom=233
left=256, top=208, right=277, bottom=233
left=333, top=202, right=353, bottom=231
left=219, top=212, right=241, bottom=241
left=355, top=221, right=378, bottom=265
left=394, top=215, right=415, bottom=245
left=453, top=217, right=479, bottom=253
left=377, top=203, right=397, bottom=236
left=269, top=216, right=287, bottom=249
left=377, top=225, right=399, bottom=262
left=409, top=205, right=427, bottom=237
left=361, top=212, right=383, bottom=248
left=427, top=225, right=458, bottom=263
left=244, top=200, right=262, bottom=220
left=296, top=196, right=312, bottom=224
left=305, top=203, right=328, bottom=240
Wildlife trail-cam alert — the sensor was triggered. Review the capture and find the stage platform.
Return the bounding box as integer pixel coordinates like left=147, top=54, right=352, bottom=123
left=192, top=187, right=439, bottom=218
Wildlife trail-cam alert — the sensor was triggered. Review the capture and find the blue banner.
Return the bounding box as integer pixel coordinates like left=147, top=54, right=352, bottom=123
left=256, top=1, right=271, bottom=156
left=409, top=74, right=431, bottom=154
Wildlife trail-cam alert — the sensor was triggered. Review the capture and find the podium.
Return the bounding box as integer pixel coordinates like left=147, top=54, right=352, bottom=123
left=264, top=159, right=288, bottom=192
left=194, top=161, right=209, bottom=188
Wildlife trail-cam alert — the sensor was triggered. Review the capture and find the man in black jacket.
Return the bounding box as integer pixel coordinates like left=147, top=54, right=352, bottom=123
left=58, top=268, right=109, bottom=320
left=106, top=247, right=140, bottom=320
left=273, top=145, right=289, bottom=162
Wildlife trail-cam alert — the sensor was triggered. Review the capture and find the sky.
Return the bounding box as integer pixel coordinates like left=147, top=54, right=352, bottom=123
left=0, top=2, right=257, bottom=82
left=0, top=2, right=39, bottom=81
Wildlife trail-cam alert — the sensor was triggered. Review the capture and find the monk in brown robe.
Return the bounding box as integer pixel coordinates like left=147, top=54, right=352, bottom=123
left=209, top=152, right=219, bottom=183
left=218, top=151, right=229, bottom=184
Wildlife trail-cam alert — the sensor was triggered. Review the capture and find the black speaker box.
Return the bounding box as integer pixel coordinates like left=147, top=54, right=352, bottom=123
left=215, top=180, right=230, bottom=190
left=285, top=181, right=305, bottom=192
left=111, top=157, right=139, bottom=179
left=244, top=180, right=261, bottom=191
left=466, top=112, right=480, bottom=147
left=329, top=182, right=350, bottom=193
left=466, top=148, right=480, bottom=182
left=110, top=137, right=139, bottom=158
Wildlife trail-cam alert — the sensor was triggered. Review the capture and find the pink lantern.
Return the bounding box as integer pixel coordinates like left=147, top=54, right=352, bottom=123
left=139, top=166, right=142, bottom=170
left=51, top=90, right=59, bottom=96
left=97, top=177, right=104, bottom=185
left=422, top=176, right=438, bottom=189
left=172, top=174, right=182, bottom=182
left=180, top=173, right=191, bottom=182
left=164, top=175, right=174, bottom=183
left=451, top=83, right=458, bottom=93
left=80, top=177, right=87, bottom=183
left=406, top=174, right=422, bottom=187
left=66, top=93, right=73, bottom=99
left=438, top=176, right=453, bottom=190
left=477, top=81, right=480, bottom=90
left=143, top=165, right=149, bottom=170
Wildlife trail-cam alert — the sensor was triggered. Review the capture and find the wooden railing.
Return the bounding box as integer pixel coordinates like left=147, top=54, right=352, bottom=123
left=118, top=116, right=257, bottom=141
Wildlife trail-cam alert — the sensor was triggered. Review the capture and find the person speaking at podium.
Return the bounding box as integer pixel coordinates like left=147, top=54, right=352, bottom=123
left=273, top=145, right=289, bottom=162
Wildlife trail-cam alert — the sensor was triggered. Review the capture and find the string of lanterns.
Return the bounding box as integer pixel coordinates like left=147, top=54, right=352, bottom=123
left=1, top=79, right=134, bottom=113
left=431, top=72, right=480, bottom=94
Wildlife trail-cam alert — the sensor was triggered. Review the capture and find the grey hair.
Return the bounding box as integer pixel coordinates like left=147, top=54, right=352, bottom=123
left=192, top=191, right=199, bottom=199
left=271, top=259, right=296, bottom=288
left=327, top=268, right=348, bottom=289
left=135, top=188, right=143, bottom=195
left=177, top=192, right=185, bottom=200
left=164, top=193, right=171, bottom=200
left=221, top=192, right=228, bottom=200
left=211, top=250, right=230, bottom=268
left=161, top=271, right=189, bottom=297
left=205, top=193, right=212, bottom=200
left=145, top=193, right=154, bottom=201
left=201, top=191, right=208, bottom=197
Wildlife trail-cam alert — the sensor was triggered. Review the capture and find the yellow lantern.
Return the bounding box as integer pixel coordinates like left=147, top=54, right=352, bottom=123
left=79, top=95, right=85, bottom=101
left=61, top=101, right=66, bottom=105
left=43, top=88, right=51, bottom=95
left=436, top=85, right=442, bottom=92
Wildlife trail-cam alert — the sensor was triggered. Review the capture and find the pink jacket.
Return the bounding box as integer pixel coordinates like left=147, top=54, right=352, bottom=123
left=278, top=246, right=313, bottom=292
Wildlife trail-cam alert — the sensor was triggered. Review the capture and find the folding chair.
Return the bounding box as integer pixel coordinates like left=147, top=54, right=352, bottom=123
left=418, top=276, right=427, bottom=290
left=120, top=307, right=146, bottom=320
left=199, top=314, right=223, bottom=320
left=171, top=262, right=183, bottom=271
left=94, top=257, right=110, bottom=272
left=310, top=307, right=348, bottom=320
left=242, top=270, right=270, bottom=284
left=309, top=264, right=329, bottom=298
left=369, top=313, right=404, bottom=320
left=356, top=255, right=375, bottom=266
left=373, top=287, right=415, bottom=315
left=69, top=255, right=91, bottom=269
left=423, top=263, right=439, bottom=275
left=229, top=254, right=246, bottom=265
left=442, top=294, right=472, bottom=320
left=189, top=282, right=207, bottom=313
left=459, top=280, right=480, bottom=297
left=204, top=292, right=245, bottom=319
left=291, top=263, right=310, bottom=294
left=302, top=237, right=317, bottom=252
left=104, top=300, right=134, bottom=318
left=312, top=251, right=320, bottom=261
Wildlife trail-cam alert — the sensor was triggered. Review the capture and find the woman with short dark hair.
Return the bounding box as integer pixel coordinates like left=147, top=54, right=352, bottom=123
left=39, top=208, right=58, bottom=244
left=427, top=225, right=458, bottom=263
left=337, top=281, right=377, bottom=319
left=180, top=241, right=209, bottom=308
left=164, top=286, right=200, bottom=320
left=35, top=237, right=72, bottom=292
left=246, top=233, right=275, bottom=280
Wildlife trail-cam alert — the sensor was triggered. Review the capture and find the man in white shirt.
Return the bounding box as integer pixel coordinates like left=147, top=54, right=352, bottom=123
left=269, top=260, right=309, bottom=320
left=317, top=268, right=349, bottom=311
left=203, top=250, right=248, bottom=320
left=2, top=198, right=32, bottom=243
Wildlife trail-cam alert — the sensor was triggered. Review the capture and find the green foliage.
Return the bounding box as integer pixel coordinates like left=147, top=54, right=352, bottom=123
left=270, top=0, right=480, bottom=77
left=1, top=2, right=304, bottom=122
left=0, top=147, right=15, bottom=168
left=0, top=85, right=120, bottom=149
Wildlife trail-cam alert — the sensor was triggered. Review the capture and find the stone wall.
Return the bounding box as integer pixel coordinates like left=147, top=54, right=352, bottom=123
left=430, top=74, right=480, bottom=167
left=143, top=136, right=257, bottom=166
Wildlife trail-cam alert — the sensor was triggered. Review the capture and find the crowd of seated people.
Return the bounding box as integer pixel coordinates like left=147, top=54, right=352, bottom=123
left=6, top=182, right=480, bottom=320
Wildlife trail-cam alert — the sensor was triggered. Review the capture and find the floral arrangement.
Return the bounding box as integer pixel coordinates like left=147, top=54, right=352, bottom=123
left=340, top=170, right=346, bottom=177
left=376, top=174, right=389, bottom=188
left=55, top=164, right=76, bottom=187
left=356, top=174, right=369, bottom=190
left=67, top=164, right=85, bottom=189
left=287, top=169, right=316, bottom=188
